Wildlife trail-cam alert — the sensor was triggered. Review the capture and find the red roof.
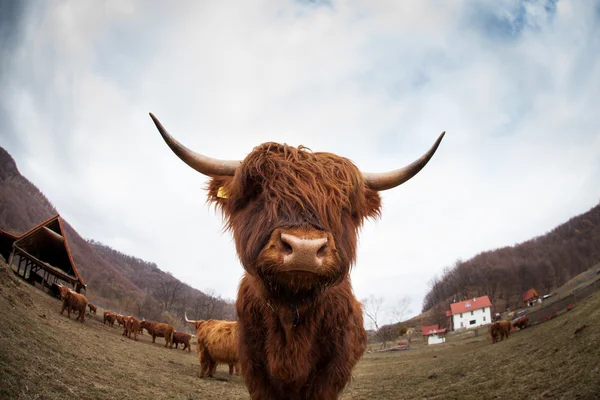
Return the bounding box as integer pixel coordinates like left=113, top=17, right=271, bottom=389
left=445, top=310, right=452, bottom=317
left=449, top=296, right=492, bottom=315
left=421, top=324, right=447, bottom=336
left=523, top=288, right=539, bottom=301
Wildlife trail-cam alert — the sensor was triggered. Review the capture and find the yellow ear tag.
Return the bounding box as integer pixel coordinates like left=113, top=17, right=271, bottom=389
left=217, top=186, right=229, bottom=199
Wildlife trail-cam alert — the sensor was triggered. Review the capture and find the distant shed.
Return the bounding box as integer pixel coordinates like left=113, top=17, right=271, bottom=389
left=5, top=215, right=86, bottom=294
left=523, top=288, right=540, bottom=307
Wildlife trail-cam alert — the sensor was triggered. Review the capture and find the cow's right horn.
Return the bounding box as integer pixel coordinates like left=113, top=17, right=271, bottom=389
left=149, top=113, right=240, bottom=177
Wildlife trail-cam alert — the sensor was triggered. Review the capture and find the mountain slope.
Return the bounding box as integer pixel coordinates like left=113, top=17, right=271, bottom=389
left=421, top=200, right=600, bottom=325
left=0, top=146, right=234, bottom=322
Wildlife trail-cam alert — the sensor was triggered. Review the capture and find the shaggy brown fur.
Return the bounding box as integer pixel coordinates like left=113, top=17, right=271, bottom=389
left=88, top=303, right=97, bottom=314
left=201, top=143, right=384, bottom=399
left=103, top=310, right=116, bottom=327
left=187, top=319, right=240, bottom=378
left=490, top=320, right=512, bottom=343
left=140, top=320, right=174, bottom=348
left=60, top=290, right=88, bottom=323
left=116, top=315, right=125, bottom=327
left=513, top=316, right=529, bottom=330
left=173, top=331, right=192, bottom=352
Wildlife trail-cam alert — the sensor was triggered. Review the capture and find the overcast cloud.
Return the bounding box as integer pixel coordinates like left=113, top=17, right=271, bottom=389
left=1, top=0, right=599, bottom=325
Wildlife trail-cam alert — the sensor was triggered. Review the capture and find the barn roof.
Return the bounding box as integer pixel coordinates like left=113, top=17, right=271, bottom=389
left=10, top=215, right=85, bottom=288
left=449, top=295, right=492, bottom=315
left=421, top=324, right=447, bottom=336
left=523, top=288, right=539, bottom=301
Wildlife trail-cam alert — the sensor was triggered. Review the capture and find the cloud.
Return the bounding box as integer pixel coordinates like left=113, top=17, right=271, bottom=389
left=1, top=0, right=599, bottom=322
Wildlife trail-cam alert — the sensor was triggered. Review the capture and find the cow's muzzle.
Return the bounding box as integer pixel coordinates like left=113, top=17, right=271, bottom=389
left=268, top=228, right=334, bottom=273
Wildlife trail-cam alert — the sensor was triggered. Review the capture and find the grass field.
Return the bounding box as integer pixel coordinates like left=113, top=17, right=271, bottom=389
left=1, top=260, right=599, bottom=400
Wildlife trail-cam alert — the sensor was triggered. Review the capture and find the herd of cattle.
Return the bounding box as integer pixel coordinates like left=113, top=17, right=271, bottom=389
left=490, top=316, right=530, bottom=343
left=56, top=284, right=240, bottom=377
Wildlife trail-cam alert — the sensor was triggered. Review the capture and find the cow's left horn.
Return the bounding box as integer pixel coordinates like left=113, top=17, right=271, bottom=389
left=184, top=311, right=194, bottom=324
left=149, top=113, right=240, bottom=177
left=362, top=132, right=445, bottom=191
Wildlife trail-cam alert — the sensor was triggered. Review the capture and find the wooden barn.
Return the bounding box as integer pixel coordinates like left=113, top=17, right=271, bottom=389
left=4, top=215, right=86, bottom=295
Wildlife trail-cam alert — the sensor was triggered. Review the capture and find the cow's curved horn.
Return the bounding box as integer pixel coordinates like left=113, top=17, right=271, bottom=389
left=184, top=311, right=195, bottom=324
left=149, top=113, right=240, bottom=177
left=363, top=132, right=445, bottom=191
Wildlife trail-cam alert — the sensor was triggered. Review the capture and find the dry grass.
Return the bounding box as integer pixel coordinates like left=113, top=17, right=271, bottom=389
left=1, top=260, right=599, bottom=400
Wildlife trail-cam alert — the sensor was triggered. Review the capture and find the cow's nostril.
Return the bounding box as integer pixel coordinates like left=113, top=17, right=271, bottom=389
left=280, top=237, right=294, bottom=255
left=317, top=244, right=328, bottom=258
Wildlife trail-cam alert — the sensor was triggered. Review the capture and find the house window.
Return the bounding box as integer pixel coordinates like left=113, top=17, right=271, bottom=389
left=483, top=316, right=486, bottom=322
left=469, top=320, right=476, bottom=325
left=460, top=313, right=463, bottom=318
left=482, top=307, right=486, bottom=313
left=471, top=311, right=474, bottom=316
left=460, top=322, right=464, bottom=327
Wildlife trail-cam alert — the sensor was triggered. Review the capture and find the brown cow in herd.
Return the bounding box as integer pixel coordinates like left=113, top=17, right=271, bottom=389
left=123, top=316, right=141, bottom=341
left=115, top=314, right=126, bottom=327
left=88, top=303, right=97, bottom=314
left=490, top=320, right=512, bottom=343
left=150, top=112, right=445, bottom=399
left=185, top=313, right=240, bottom=378
left=140, top=320, right=175, bottom=348
left=103, top=310, right=116, bottom=327
left=60, top=290, right=88, bottom=323
left=513, top=316, right=529, bottom=330
left=172, top=331, right=192, bottom=353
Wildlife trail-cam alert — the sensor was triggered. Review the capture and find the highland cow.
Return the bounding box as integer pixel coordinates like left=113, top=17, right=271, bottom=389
left=60, top=290, right=88, bottom=323
left=103, top=310, right=116, bottom=327
left=513, top=316, right=529, bottom=330
left=88, top=303, right=97, bottom=314
left=490, top=320, right=512, bottom=343
left=185, top=313, right=240, bottom=378
left=172, top=331, right=192, bottom=353
left=150, top=112, right=444, bottom=399
left=140, top=320, right=174, bottom=348
left=125, top=316, right=141, bottom=341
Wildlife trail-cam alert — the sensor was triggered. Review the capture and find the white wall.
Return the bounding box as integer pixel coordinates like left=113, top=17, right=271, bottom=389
left=452, top=306, right=492, bottom=330
left=428, top=334, right=445, bottom=345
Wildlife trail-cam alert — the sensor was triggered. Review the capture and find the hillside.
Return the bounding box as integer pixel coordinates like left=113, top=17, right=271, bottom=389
left=422, top=200, right=600, bottom=326
left=0, top=146, right=234, bottom=323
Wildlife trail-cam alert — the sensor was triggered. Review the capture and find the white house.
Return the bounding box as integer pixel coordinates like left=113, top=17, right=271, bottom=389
left=448, top=295, right=492, bottom=331
left=421, top=324, right=447, bottom=345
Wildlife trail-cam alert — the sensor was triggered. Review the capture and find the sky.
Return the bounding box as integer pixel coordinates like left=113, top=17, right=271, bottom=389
left=1, top=0, right=599, bottom=325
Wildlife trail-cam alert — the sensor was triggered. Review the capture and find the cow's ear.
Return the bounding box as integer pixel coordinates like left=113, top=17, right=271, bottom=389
left=206, top=176, right=234, bottom=210
left=364, top=188, right=382, bottom=220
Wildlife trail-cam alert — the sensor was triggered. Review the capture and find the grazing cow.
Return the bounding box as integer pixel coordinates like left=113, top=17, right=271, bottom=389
left=185, top=313, right=240, bottom=378
left=513, top=316, right=529, bottom=330
left=57, top=285, right=77, bottom=313
left=150, top=113, right=444, bottom=399
left=88, top=303, right=97, bottom=314
left=60, top=290, right=88, bottom=323
left=140, top=320, right=174, bottom=348
left=172, top=331, right=192, bottom=353
left=490, top=320, right=512, bottom=343
left=125, top=316, right=141, bottom=341
left=116, top=314, right=125, bottom=327
left=103, top=310, right=116, bottom=327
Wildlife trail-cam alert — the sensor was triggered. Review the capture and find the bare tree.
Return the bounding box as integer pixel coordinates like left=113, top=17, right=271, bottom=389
left=390, top=296, right=412, bottom=324
left=190, top=289, right=227, bottom=320
left=361, top=295, right=395, bottom=349
left=154, top=279, right=184, bottom=312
